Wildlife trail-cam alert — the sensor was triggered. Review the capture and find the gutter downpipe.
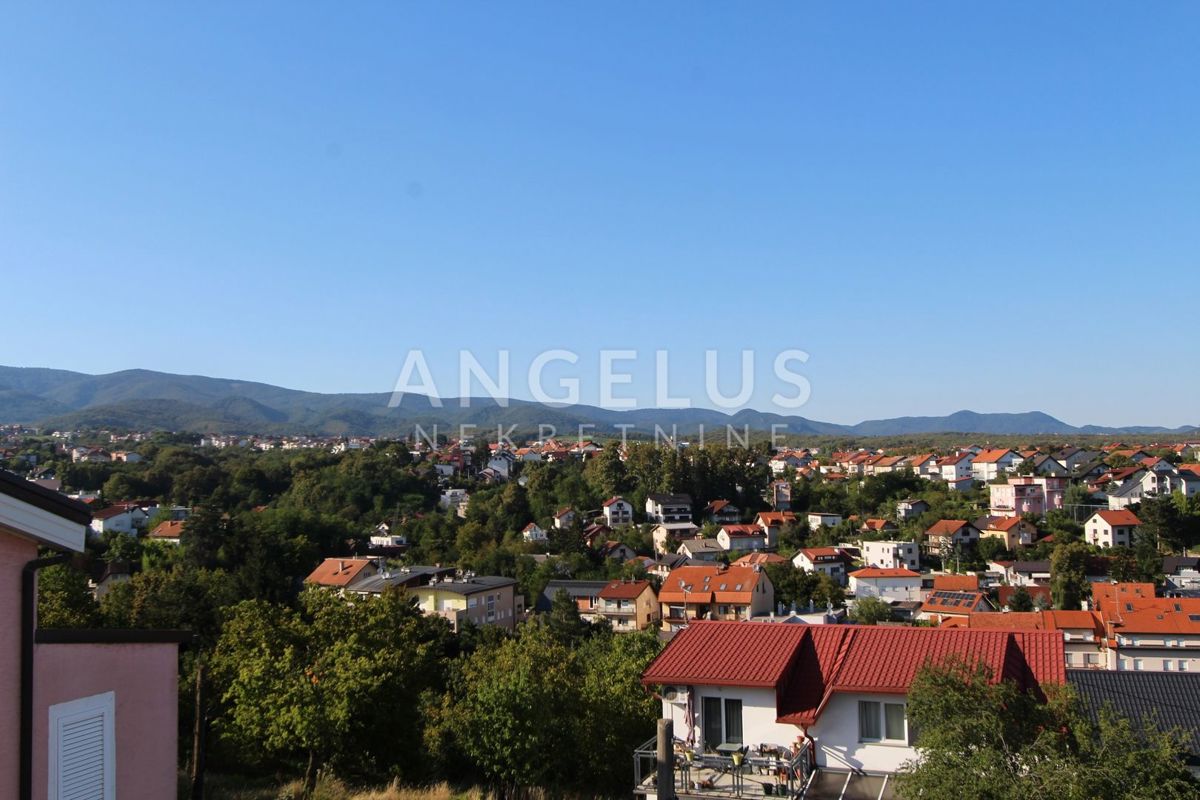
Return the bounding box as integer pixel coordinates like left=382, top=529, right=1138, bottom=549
left=21, top=552, right=70, bottom=800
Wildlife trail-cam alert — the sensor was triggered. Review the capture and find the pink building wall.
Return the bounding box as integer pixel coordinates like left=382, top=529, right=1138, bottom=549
left=32, top=642, right=180, bottom=799
left=0, top=532, right=38, bottom=800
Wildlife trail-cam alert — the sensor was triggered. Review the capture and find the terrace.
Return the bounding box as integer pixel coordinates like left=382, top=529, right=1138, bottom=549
left=633, top=739, right=811, bottom=799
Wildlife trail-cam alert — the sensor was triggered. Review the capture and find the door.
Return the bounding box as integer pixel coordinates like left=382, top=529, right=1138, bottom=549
left=703, top=696, right=723, bottom=748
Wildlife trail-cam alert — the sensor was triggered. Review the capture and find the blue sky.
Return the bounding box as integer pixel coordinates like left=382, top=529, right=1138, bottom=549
left=3, top=3, right=1198, bottom=427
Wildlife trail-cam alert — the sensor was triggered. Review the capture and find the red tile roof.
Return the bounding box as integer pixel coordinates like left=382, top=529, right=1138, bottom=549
left=601, top=496, right=627, bottom=507
left=849, top=567, right=920, bottom=579
left=304, top=557, right=376, bottom=587
left=148, top=520, right=185, bottom=539
left=926, top=519, right=972, bottom=537
left=733, top=552, right=789, bottom=566
left=643, top=622, right=1065, bottom=727
left=974, top=448, right=1015, bottom=464
left=932, top=574, right=980, bottom=592
left=598, top=579, right=652, bottom=600
left=1094, top=509, right=1141, bottom=527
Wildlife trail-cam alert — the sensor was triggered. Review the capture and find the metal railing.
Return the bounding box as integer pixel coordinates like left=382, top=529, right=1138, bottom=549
left=635, top=740, right=812, bottom=798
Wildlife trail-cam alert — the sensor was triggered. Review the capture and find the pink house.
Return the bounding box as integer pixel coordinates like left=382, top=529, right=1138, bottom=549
left=1, top=470, right=186, bottom=800
left=990, top=475, right=1067, bottom=517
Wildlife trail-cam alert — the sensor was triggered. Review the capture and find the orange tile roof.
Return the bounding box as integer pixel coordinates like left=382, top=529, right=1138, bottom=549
left=658, top=564, right=765, bottom=604
left=148, top=520, right=185, bottom=539
left=732, top=552, right=789, bottom=566
left=932, top=574, right=980, bottom=591
left=927, top=519, right=972, bottom=536
left=849, top=567, right=920, bottom=579
left=1094, top=509, right=1141, bottom=526
left=598, top=579, right=652, bottom=600
left=305, top=557, right=376, bottom=587
left=974, top=448, right=1015, bottom=464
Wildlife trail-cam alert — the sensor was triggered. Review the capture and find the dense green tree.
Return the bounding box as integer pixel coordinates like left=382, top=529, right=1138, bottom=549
left=896, top=658, right=1197, bottom=800
left=36, top=562, right=100, bottom=628
left=1007, top=585, right=1035, bottom=612
left=849, top=595, right=893, bottom=625
left=212, top=589, right=452, bottom=796
left=1050, top=542, right=1091, bottom=610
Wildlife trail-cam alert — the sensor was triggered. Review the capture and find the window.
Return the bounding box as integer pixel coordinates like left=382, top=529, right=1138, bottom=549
left=701, top=696, right=743, bottom=746
left=859, top=700, right=907, bottom=743
left=49, top=691, right=115, bottom=800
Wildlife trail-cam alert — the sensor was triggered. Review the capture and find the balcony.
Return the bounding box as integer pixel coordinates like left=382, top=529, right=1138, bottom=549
left=634, top=739, right=811, bottom=799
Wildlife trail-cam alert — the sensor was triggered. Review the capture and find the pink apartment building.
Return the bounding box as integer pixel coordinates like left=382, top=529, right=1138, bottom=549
left=1, top=470, right=186, bottom=800
left=989, top=475, right=1067, bottom=518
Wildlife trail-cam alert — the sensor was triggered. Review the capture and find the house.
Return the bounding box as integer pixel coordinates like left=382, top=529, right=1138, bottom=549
left=305, top=557, right=381, bottom=589
left=677, top=538, right=726, bottom=562
left=792, top=548, right=851, bottom=585
left=1163, top=556, right=1200, bottom=593
left=596, top=580, right=659, bottom=632
left=848, top=567, right=922, bottom=603
left=651, top=522, right=700, bottom=554
left=1085, top=509, right=1141, bottom=548
left=538, top=580, right=609, bottom=621
left=931, top=573, right=980, bottom=592
left=582, top=522, right=614, bottom=548
left=0, top=469, right=186, bottom=799
left=765, top=480, right=792, bottom=510
left=860, top=539, right=920, bottom=571
left=716, top=524, right=768, bottom=552
left=905, top=454, right=939, bottom=480
left=806, top=511, right=842, bottom=530
left=645, top=493, right=693, bottom=524
left=601, top=496, right=634, bottom=527
left=597, top=540, right=638, bottom=563
left=937, top=453, right=974, bottom=484
left=971, top=448, right=1022, bottom=482
left=755, top=510, right=796, bottom=543
left=895, top=497, right=930, bottom=521
left=522, top=522, right=548, bottom=542
left=658, top=564, right=774, bottom=631
left=553, top=508, right=576, bottom=529
left=640, top=622, right=1065, bottom=787
left=918, top=590, right=994, bottom=622
left=703, top=499, right=741, bottom=524
left=410, top=574, right=523, bottom=631
left=859, top=518, right=898, bottom=535
left=1003, top=560, right=1052, bottom=587
left=989, top=479, right=1045, bottom=518
left=978, top=516, right=1037, bottom=550
left=923, top=519, right=980, bottom=554
left=1026, top=453, right=1069, bottom=476
left=147, top=519, right=185, bottom=545
left=88, top=504, right=148, bottom=537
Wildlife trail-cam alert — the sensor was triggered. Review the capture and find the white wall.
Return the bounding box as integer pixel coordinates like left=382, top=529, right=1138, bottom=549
left=660, top=685, right=800, bottom=749
left=810, top=692, right=916, bottom=774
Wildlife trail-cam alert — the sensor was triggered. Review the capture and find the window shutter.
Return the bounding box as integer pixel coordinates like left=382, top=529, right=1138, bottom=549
left=49, top=691, right=115, bottom=800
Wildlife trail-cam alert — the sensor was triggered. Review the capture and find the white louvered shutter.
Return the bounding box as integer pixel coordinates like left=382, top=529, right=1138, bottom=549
left=49, top=691, right=115, bottom=800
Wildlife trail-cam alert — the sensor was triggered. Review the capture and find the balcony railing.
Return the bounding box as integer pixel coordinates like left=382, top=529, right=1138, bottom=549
left=634, top=739, right=812, bottom=798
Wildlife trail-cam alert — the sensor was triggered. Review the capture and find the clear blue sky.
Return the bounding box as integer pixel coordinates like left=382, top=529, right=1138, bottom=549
left=3, top=3, right=1198, bottom=427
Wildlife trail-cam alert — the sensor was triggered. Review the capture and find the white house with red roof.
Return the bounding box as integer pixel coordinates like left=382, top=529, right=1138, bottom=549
left=521, top=522, right=548, bottom=543
left=792, top=548, right=852, bottom=585
left=640, top=622, right=1065, bottom=787
left=601, top=496, right=634, bottom=527
left=923, top=519, right=979, bottom=554
left=716, top=524, right=768, bottom=552
left=970, top=448, right=1022, bottom=482
left=1085, top=509, right=1141, bottom=548
left=861, top=539, right=920, bottom=571
left=937, top=453, right=973, bottom=484
left=848, top=567, right=922, bottom=603
left=88, top=503, right=148, bottom=536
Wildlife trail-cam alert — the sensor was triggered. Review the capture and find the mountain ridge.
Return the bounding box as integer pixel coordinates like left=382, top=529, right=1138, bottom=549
left=0, top=365, right=1196, bottom=438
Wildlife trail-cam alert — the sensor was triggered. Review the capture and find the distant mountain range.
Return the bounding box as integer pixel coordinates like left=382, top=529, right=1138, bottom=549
left=0, top=366, right=1196, bottom=439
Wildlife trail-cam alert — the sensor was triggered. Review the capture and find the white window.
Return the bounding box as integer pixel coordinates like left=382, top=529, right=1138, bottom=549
left=858, top=700, right=907, bottom=743
left=49, top=691, right=115, bottom=800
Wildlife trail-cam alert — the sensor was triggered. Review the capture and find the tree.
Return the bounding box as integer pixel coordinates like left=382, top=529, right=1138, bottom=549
left=1007, top=585, right=1034, bottom=612
left=1140, top=493, right=1186, bottom=554
left=36, top=562, right=100, bottom=628
left=1050, top=542, right=1091, bottom=610
left=211, top=589, right=451, bottom=796
left=545, top=588, right=590, bottom=644
left=849, top=595, right=892, bottom=625
left=896, top=658, right=1197, bottom=799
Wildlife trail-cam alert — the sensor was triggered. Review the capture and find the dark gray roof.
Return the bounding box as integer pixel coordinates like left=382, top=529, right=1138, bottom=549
left=352, top=565, right=455, bottom=594
left=1010, top=560, right=1052, bottom=573
left=1163, top=556, right=1200, bottom=574
left=0, top=469, right=91, bottom=524
left=420, top=575, right=516, bottom=596
left=537, top=580, right=611, bottom=612
left=647, top=493, right=692, bottom=505
left=1067, top=669, right=1200, bottom=763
